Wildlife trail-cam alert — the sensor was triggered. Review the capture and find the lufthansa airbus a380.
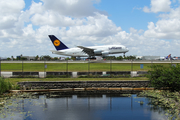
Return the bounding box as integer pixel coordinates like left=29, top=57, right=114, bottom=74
left=49, top=35, right=129, bottom=58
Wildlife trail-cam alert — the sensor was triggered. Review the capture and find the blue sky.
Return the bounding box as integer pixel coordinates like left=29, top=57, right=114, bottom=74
left=24, top=0, right=158, bottom=32
left=94, top=0, right=158, bottom=32
left=0, top=0, right=180, bottom=57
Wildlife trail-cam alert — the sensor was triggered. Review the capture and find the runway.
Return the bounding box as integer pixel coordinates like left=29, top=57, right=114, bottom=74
left=1, top=60, right=180, bottom=63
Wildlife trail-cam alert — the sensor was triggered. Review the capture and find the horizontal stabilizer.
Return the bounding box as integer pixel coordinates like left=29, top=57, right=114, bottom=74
left=50, top=50, right=63, bottom=54
left=50, top=50, right=58, bottom=52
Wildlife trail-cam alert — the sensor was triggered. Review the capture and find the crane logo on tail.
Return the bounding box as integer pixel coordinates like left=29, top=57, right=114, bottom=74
left=54, top=40, right=60, bottom=46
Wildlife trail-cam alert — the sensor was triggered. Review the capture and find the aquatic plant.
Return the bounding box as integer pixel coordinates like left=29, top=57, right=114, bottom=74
left=0, top=93, right=37, bottom=119
left=0, top=77, right=12, bottom=94
left=139, top=90, right=180, bottom=120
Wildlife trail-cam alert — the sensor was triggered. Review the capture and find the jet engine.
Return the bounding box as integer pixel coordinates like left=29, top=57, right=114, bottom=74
left=102, top=51, right=109, bottom=56
left=94, top=50, right=102, bottom=55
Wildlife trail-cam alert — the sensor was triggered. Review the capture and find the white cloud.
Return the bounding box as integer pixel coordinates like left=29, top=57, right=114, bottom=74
left=143, top=6, right=150, bottom=13
left=143, top=0, right=171, bottom=13
left=130, top=27, right=138, bottom=33
left=41, top=0, right=104, bottom=17
left=65, top=13, right=121, bottom=38
left=133, top=7, right=142, bottom=10
left=31, top=11, right=83, bottom=27
left=159, top=7, right=180, bottom=19
left=0, top=0, right=25, bottom=29
left=22, top=24, right=35, bottom=37
left=144, top=5, right=180, bottom=40
left=29, top=1, right=44, bottom=15
left=0, top=0, right=180, bottom=57
left=0, top=0, right=25, bottom=14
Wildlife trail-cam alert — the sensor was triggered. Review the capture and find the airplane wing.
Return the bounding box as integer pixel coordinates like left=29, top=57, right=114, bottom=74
left=77, top=46, right=95, bottom=56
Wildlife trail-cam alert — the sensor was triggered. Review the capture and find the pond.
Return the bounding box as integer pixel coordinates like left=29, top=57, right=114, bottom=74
left=0, top=91, right=168, bottom=120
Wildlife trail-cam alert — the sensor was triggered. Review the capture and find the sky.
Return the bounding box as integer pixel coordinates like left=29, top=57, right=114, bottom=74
left=0, top=0, right=180, bottom=58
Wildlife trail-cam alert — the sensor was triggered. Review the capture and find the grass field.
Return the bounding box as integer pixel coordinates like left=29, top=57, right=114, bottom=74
left=1, top=63, right=174, bottom=72
left=0, top=62, right=174, bottom=85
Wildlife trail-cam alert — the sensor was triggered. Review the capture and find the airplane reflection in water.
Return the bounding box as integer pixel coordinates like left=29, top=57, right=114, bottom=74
left=49, top=35, right=129, bottom=58
left=11, top=92, right=167, bottom=120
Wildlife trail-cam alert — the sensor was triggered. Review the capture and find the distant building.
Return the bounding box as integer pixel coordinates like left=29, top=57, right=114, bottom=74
left=22, top=56, right=36, bottom=60
left=0, top=57, right=9, bottom=60
left=17, top=55, right=36, bottom=60
left=60, top=57, right=66, bottom=60
left=141, top=56, right=160, bottom=60
left=136, top=56, right=143, bottom=59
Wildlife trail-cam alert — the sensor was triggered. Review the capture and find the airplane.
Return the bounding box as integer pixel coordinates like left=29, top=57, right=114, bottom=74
left=165, top=54, right=173, bottom=60
left=48, top=35, right=129, bottom=58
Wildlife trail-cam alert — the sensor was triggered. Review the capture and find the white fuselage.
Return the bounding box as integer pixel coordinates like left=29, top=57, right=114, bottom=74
left=51, top=45, right=129, bottom=57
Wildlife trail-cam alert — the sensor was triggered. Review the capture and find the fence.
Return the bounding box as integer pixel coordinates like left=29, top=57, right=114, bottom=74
left=0, top=59, right=179, bottom=78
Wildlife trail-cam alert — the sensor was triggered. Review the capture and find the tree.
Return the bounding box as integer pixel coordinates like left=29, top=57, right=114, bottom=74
left=21, top=57, right=27, bottom=60
left=103, top=56, right=116, bottom=60
left=124, top=55, right=136, bottom=60
left=66, top=57, right=70, bottom=60
left=54, top=57, right=59, bottom=60
left=35, top=55, right=39, bottom=60
left=116, top=56, right=123, bottom=60
left=11, top=56, right=14, bottom=60
left=7, top=58, right=11, bottom=60
left=71, top=56, right=76, bottom=60
left=41, top=55, right=51, bottom=61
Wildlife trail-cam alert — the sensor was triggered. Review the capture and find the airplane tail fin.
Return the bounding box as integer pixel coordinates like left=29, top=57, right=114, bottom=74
left=49, top=35, right=69, bottom=50
left=166, top=54, right=171, bottom=59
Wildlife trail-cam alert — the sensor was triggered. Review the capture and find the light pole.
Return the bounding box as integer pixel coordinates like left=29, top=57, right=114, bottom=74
left=44, top=60, right=47, bottom=78
left=66, top=60, right=68, bottom=77
left=22, top=60, right=23, bottom=74
left=131, top=59, right=133, bottom=77
left=151, top=59, right=153, bottom=71
left=0, top=58, right=1, bottom=77
left=88, top=60, right=90, bottom=76
left=131, top=59, right=133, bottom=72
left=110, top=59, right=112, bottom=75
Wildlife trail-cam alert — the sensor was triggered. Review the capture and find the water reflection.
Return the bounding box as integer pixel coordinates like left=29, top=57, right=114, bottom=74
left=0, top=91, right=168, bottom=120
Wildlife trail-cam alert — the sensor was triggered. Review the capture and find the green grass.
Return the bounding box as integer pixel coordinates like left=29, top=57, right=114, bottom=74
left=1, top=63, right=173, bottom=85
left=1, top=63, right=174, bottom=72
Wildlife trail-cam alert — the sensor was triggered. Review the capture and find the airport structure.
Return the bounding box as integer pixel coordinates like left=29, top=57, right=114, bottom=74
left=20, top=56, right=36, bottom=61
left=141, top=56, right=160, bottom=60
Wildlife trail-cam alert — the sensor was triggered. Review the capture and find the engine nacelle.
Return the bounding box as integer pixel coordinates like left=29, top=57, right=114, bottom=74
left=94, top=50, right=102, bottom=55
left=102, top=51, right=109, bottom=56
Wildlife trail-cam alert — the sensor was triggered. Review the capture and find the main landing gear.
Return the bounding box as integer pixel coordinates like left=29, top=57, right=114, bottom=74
left=87, top=56, right=96, bottom=60
left=123, top=53, right=126, bottom=58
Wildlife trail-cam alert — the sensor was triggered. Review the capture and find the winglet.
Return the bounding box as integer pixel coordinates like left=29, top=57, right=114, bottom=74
left=49, top=35, right=69, bottom=50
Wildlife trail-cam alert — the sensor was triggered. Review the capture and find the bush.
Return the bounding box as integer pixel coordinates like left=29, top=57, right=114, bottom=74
left=46, top=75, right=70, bottom=78
left=0, top=77, right=12, bottom=94
left=78, top=74, right=131, bottom=78
left=147, top=64, right=180, bottom=91
left=10, top=75, right=38, bottom=78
